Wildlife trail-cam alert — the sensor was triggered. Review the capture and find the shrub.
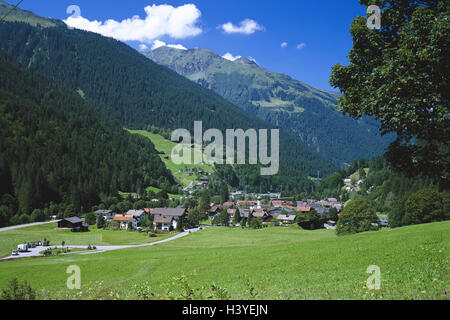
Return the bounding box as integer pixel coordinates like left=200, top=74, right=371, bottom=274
left=0, top=278, right=36, bottom=300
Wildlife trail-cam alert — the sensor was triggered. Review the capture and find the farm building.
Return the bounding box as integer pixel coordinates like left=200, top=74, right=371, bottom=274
left=58, top=217, right=89, bottom=232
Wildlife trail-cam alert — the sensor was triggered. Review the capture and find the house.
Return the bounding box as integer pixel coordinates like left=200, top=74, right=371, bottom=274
left=151, top=208, right=186, bottom=231
left=127, top=210, right=147, bottom=229
left=113, top=214, right=134, bottom=230
left=297, top=206, right=312, bottom=213
left=272, top=200, right=284, bottom=207
left=328, top=198, right=338, bottom=203
left=251, top=208, right=266, bottom=218
left=222, top=202, right=235, bottom=209
left=154, top=215, right=177, bottom=231
left=277, top=215, right=297, bottom=226
left=95, top=210, right=113, bottom=221
left=58, top=217, right=89, bottom=232
left=324, top=220, right=337, bottom=230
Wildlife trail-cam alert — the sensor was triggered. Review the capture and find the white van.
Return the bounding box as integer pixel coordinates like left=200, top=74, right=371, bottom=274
left=17, top=244, right=28, bottom=252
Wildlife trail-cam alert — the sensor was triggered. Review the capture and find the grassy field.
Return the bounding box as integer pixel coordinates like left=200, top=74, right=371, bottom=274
left=0, top=223, right=174, bottom=258
left=0, top=221, right=448, bottom=300
left=127, top=130, right=214, bottom=187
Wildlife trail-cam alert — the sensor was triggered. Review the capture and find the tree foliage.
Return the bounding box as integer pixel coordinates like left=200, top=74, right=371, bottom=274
left=330, top=0, right=449, bottom=187
left=337, top=199, right=379, bottom=235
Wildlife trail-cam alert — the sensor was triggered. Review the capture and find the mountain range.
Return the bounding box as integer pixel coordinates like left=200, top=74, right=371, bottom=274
left=0, top=0, right=339, bottom=202
left=145, top=47, right=393, bottom=167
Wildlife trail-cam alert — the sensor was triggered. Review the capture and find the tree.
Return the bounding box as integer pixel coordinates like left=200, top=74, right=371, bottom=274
left=249, top=217, right=263, bottom=230
left=96, top=214, right=105, bottom=229
left=198, top=189, right=211, bottom=214
left=330, top=1, right=449, bottom=188
left=0, top=278, right=36, bottom=300
left=31, top=209, right=45, bottom=222
left=336, top=199, right=379, bottom=235
left=232, top=208, right=241, bottom=225
left=220, top=184, right=229, bottom=204
left=403, top=189, right=449, bottom=225
left=186, top=207, right=202, bottom=227
left=85, top=212, right=96, bottom=225
left=212, top=210, right=230, bottom=226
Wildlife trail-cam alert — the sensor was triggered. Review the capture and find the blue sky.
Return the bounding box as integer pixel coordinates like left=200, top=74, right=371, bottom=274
left=11, top=0, right=368, bottom=91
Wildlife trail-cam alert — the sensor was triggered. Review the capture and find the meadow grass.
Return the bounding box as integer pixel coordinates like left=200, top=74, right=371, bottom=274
left=0, top=222, right=448, bottom=300
left=127, top=129, right=214, bottom=187
left=0, top=223, right=174, bottom=258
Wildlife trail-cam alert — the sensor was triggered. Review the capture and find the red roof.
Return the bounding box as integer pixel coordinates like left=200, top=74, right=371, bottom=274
left=113, top=214, right=133, bottom=222
left=297, top=207, right=312, bottom=212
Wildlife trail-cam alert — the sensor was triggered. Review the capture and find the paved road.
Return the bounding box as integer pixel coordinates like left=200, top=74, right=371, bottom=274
left=0, top=220, right=59, bottom=233
left=1, top=227, right=206, bottom=261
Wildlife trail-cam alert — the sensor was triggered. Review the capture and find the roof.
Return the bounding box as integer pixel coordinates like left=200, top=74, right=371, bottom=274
left=272, top=200, right=283, bottom=207
left=113, top=214, right=133, bottom=222
left=297, top=206, right=312, bottom=212
left=127, top=210, right=145, bottom=217
left=252, top=209, right=266, bottom=217
left=94, top=210, right=112, bottom=215
left=61, top=217, right=84, bottom=224
left=227, top=209, right=237, bottom=215
left=154, top=215, right=174, bottom=224
left=277, top=215, right=297, bottom=222
left=222, top=202, right=234, bottom=209
left=151, top=208, right=186, bottom=217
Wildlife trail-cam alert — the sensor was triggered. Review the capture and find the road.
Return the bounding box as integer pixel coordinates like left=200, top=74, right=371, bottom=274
left=0, top=227, right=206, bottom=261
left=0, top=220, right=59, bottom=232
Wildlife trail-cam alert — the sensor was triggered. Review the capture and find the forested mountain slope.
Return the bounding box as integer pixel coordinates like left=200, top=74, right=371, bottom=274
left=0, top=17, right=337, bottom=192
left=0, top=50, right=174, bottom=224
left=145, top=47, right=393, bottom=167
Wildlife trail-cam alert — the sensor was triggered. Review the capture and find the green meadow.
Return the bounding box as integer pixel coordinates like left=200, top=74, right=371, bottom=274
left=127, top=130, right=214, bottom=187
left=0, top=223, right=174, bottom=258
left=0, top=221, right=448, bottom=300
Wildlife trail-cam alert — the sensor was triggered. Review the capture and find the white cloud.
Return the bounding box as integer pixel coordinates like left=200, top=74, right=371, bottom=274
left=222, top=53, right=242, bottom=61
left=281, top=42, right=288, bottom=48
left=64, top=4, right=202, bottom=44
left=151, top=40, right=187, bottom=51
left=139, top=44, right=149, bottom=51
left=248, top=57, right=257, bottom=63
left=218, top=19, right=265, bottom=35
left=296, top=43, right=307, bottom=50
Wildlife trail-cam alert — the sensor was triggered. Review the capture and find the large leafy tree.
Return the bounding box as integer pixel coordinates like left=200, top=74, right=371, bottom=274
left=330, top=1, right=449, bottom=188
left=336, top=199, right=379, bottom=235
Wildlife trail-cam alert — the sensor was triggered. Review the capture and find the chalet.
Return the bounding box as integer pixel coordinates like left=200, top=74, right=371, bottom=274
left=272, top=200, right=284, bottom=207
left=222, top=202, right=235, bottom=209
left=58, top=217, right=89, bottom=232
left=297, top=206, right=312, bottom=213
left=227, top=209, right=237, bottom=217
left=113, top=214, right=134, bottom=230
left=95, top=210, right=114, bottom=221
left=277, top=215, right=297, bottom=226
left=324, top=220, right=337, bottom=230
left=151, top=208, right=186, bottom=231
left=240, top=209, right=250, bottom=218
left=251, top=208, right=266, bottom=218
left=126, top=210, right=147, bottom=229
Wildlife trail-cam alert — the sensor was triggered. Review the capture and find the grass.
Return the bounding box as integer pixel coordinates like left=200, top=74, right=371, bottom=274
left=146, top=186, right=182, bottom=200
left=0, top=221, right=448, bottom=299
left=0, top=223, right=174, bottom=258
left=127, top=130, right=214, bottom=187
